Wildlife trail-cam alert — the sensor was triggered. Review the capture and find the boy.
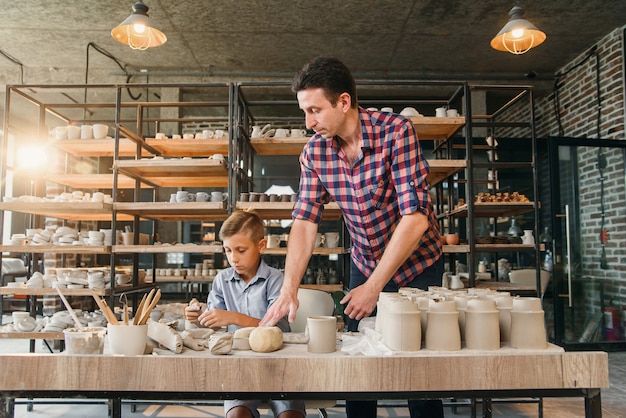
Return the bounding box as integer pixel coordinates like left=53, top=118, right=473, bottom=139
left=185, top=210, right=305, bottom=418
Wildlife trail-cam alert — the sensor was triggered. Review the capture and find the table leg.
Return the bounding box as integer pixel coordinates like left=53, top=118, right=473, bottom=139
left=482, top=398, right=492, bottom=418
left=109, top=398, right=121, bottom=418
left=584, top=389, right=602, bottom=418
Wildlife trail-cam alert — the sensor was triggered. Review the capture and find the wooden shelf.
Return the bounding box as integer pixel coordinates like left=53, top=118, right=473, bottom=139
left=442, top=244, right=469, bottom=253
left=250, top=136, right=310, bottom=155
left=114, top=202, right=228, bottom=222
left=0, top=201, right=119, bottom=221
left=427, top=159, right=466, bottom=186
left=52, top=138, right=153, bottom=157
left=145, top=138, right=230, bottom=156
left=409, top=116, right=466, bottom=140
left=47, top=174, right=153, bottom=189
left=0, top=245, right=110, bottom=254
left=249, top=118, right=465, bottom=155
left=475, top=243, right=544, bottom=252
left=113, top=243, right=223, bottom=254
left=115, top=158, right=228, bottom=187
left=449, top=202, right=535, bottom=218
left=236, top=201, right=343, bottom=220
left=264, top=247, right=347, bottom=256
left=0, top=287, right=108, bottom=296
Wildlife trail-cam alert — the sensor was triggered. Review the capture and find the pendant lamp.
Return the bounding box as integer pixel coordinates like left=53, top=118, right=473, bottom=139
left=490, top=4, right=546, bottom=55
left=111, top=0, right=167, bottom=50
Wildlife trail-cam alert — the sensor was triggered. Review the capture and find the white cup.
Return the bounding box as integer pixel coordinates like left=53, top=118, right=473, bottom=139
left=91, top=192, right=105, bottom=202
left=307, top=316, right=337, bottom=353
left=80, top=124, right=93, bottom=139
left=266, top=234, right=281, bottom=248
left=435, top=107, right=447, bottom=117
left=183, top=133, right=194, bottom=139
left=92, top=124, right=109, bottom=139
left=214, top=129, right=225, bottom=139
left=274, top=128, right=289, bottom=138
left=107, top=324, right=148, bottom=355
left=194, top=132, right=203, bottom=139
left=210, top=191, right=228, bottom=202
left=155, top=132, right=166, bottom=139
left=290, top=128, right=307, bottom=138
left=172, top=134, right=182, bottom=140
left=446, top=108, right=459, bottom=117
left=196, top=192, right=209, bottom=202
left=176, top=191, right=189, bottom=202
left=54, top=126, right=68, bottom=140
left=67, top=125, right=81, bottom=139
left=324, top=232, right=340, bottom=249
left=202, top=130, right=214, bottom=139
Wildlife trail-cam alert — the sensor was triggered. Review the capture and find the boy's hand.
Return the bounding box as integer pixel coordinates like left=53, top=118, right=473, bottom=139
left=184, top=303, right=203, bottom=323
left=197, top=309, right=232, bottom=328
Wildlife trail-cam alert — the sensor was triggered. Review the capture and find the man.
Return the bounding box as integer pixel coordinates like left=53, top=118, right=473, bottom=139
left=261, top=57, right=443, bottom=418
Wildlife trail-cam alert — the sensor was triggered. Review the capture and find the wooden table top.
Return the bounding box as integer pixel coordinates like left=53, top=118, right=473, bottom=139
left=0, top=340, right=608, bottom=395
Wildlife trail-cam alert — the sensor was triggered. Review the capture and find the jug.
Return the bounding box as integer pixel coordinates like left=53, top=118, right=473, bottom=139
left=251, top=123, right=271, bottom=139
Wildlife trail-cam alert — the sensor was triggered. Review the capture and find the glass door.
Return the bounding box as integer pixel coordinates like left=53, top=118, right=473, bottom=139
left=548, top=137, right=626, bottom=350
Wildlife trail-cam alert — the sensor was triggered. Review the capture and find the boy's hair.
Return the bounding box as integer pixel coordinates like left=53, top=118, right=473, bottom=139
left=219, top=210, right=265, bottom=242
left=291, top=57, right=358, bottom=109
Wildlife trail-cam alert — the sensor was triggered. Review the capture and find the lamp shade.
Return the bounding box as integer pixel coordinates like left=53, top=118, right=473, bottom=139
left=111, top=0, right=167, bottom=50
left=490, top=5, right=546, bottom=55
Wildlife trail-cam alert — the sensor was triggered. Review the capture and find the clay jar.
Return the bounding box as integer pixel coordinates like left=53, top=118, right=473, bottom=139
left=464, top=298, right=500, bottom=350
left=383, top=298, right=421, bottom=351
left=445, top=233, right=459, bottom=245
left=493, top=294, right=513, bottom=342
left=510, top=297, right=547, bottom=349
left=425, top=299, right=460, bottom=351
left=375, top=292, right=404, bottom=333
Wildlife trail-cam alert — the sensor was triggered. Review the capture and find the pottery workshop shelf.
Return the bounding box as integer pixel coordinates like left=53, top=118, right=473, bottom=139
left=47, top=174, right=153, bottom=190
left=114, top=159, right=228, bottom=188
left=426, top=160, right=466, bottom=187
left=113, top=243, right=223, bottom=254
left=114, top=202, right=228, bottom=222
left=145, top=138, right=230, bottom=156
left=0, top=245, right=111, bottom=255
left=0, top=287, right=108, bottom=297
left=236, top=201, right=343, bottom=220
left=249, top=136, right=311, bottom=156
left=448, top=202, right=536, bottom=218
left=53, top=138, right=153, bottom=157
left=263, top=247, right=347, bottom=256
left=0, top=201, right=116, bottom=222
left=0, top=331, right=64, bottom=340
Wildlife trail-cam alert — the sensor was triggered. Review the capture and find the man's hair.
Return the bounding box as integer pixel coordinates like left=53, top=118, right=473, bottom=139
left=292, top=57, right=358, bottom=108
left=219, top=210, right=265, bottom=242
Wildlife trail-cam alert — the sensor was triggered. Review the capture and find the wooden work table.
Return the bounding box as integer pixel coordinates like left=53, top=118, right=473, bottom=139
left=0, top=341, right=608, bottom=418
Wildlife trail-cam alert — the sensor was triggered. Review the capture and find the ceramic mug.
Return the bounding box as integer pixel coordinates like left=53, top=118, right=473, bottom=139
left=210, top=191, right=228, bottom=202
left=324, top=232, right=340, bottom=248
left=274, top=128, right=289, bottom=138
left=67, top=125, right=81, bottom=140
left=196, top=192, right=209, bottom=202
left=176, top=190, right=189, bottom=202
left=54, top=126, right=68, bottom=140
left=290, top=128, right=307, bottom=138
left=80, top=124, right=93, bottom=139
left=446, top=108, right=459, bottom=117
left=266, top=234, right=281, bottom=248
left=435, top=107, right=447, bottom=117
left=92, top=124, right=109, bottom=139
left=202, top=130, right=214, bottom=139
left=214, top=129, right=226, bottom=139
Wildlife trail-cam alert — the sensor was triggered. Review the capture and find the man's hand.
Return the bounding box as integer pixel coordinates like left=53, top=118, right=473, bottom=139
left=260, top=292, right=299, bottom=326
left=340, top=282, right=379, bottom=320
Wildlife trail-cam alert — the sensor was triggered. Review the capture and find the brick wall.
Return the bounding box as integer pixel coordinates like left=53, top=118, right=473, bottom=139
left=493, top=27, right=626, bottom=338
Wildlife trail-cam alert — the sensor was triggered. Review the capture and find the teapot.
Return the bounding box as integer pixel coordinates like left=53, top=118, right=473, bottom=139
left=251, top=123, right=271, bottom=139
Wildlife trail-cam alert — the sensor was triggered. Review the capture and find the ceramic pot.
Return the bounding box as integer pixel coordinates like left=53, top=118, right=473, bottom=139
left=445, top=233, right=459, bottom=245
left=510, top=311, right=547, bottom=349
left=464, top=298, right=500, bottom=350
left=384, top=299, right=421, bottom=351
left=306, top=316, right=337, bottom=353
left=522, top=229, right=535, bottom=245
left=425, top=299, right=460, bottom=351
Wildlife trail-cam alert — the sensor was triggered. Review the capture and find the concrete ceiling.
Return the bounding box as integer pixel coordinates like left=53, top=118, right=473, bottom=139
left=0, top=1, right=625, bottom=108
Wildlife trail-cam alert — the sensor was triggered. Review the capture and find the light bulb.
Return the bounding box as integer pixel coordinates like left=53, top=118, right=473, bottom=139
left=132, top=23, right=146, bottom=34
left=511, top=28, right=525, bottom=39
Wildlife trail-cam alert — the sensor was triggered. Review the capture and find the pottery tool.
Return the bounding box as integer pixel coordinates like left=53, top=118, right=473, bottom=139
left=120, top=293, right=129, bottom=325
left=138, top=289, right=162, bottom=325
left=133, top=293, right=149, bottom=325
left=56, top=287, right=84, bottom=329
left=91, top=291, right=119, bottom=325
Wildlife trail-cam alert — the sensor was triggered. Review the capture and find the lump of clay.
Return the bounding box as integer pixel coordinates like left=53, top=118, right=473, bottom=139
left=249, top=326, right=283, bottom=353
left=232, top=327, right=255, bottom=350
left=209, top=332, right=233, bottom=355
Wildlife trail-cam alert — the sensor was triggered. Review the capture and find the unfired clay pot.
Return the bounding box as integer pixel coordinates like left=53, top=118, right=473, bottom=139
left=464, top=298, right=500, bottom=350
left=425, top=299, right=460, bottom=351
left=384, top=299, right=421, bottom=351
